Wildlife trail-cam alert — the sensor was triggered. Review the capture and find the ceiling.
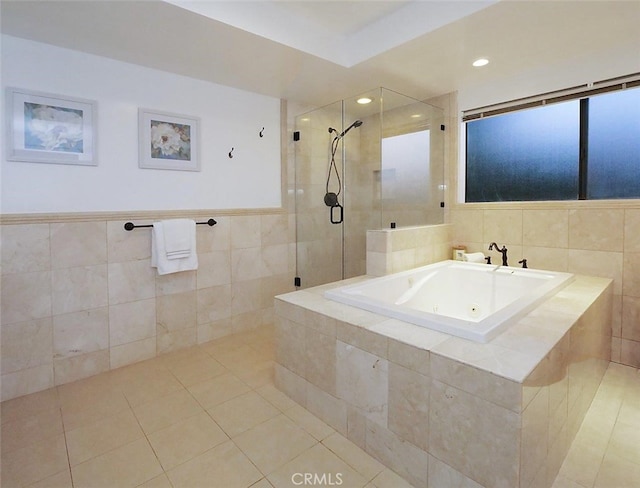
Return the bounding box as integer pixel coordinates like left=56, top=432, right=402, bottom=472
left=2, top=1, right=639, bottom=108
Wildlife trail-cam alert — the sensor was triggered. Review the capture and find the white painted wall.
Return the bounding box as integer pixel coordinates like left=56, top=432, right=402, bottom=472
left=1, top=35, right=281, bottom=213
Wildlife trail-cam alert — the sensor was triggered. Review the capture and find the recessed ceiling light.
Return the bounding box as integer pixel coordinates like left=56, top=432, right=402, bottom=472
left=473, top=58, right=489, bottom=67
left=410, top=114, right=421, bottom=118
left=357, top=97, right=373, bottom=104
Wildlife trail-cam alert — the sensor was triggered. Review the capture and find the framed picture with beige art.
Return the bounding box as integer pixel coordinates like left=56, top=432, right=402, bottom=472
left=138, top=108, right=200, bottom=171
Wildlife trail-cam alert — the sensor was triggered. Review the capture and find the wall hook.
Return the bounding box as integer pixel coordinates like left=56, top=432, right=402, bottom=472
left=259, top=127, right=265, bottom=138
left=228, top=147, right=234, bottom=158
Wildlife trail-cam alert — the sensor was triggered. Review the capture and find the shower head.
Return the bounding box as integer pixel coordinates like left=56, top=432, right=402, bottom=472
left=340, top=120, right=363, bottom=137
left=328, top=120, right=364, bottom=138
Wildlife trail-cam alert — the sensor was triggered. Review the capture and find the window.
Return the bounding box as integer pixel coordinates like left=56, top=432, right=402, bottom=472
left=464, top=84, right=640, bottom=202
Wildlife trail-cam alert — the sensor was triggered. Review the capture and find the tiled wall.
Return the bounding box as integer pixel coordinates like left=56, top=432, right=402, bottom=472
left=366, top=224, right=453, bottom=276
left=449, top=207, right=640, bottom=368
left=0, top=212, right=295, bottom=401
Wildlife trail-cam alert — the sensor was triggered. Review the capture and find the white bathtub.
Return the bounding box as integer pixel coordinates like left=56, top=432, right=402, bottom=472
left=324, top=260, right=574, bottom=343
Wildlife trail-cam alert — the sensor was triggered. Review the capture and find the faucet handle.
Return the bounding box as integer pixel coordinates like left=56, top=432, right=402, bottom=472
left=518, top=259, right=528, bottom=268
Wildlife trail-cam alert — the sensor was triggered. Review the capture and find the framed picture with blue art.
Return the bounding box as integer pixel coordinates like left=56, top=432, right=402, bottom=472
left=138, top=108, right=200, bottom=171
left=6, top=87, right=97, bottom=165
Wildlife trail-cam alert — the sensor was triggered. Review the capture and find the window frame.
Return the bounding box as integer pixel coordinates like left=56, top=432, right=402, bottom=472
left=460, top=74, right=640, bottom=205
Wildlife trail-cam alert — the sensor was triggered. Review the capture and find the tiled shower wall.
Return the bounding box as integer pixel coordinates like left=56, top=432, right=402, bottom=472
left=0, top=212, right=295, bottom=401
left=450, top=206, right=640, bottom=368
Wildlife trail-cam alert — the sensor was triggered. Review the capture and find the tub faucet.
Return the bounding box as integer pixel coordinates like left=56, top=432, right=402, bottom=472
left=488, top=242, right=509, bottom=266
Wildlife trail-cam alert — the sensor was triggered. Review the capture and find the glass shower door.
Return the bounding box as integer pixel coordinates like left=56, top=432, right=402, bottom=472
left=294, top=101, right=345, bottom=289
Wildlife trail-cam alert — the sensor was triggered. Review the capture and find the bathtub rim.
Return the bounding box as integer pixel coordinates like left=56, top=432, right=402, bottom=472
left=323, top=260, right=576, bottom=343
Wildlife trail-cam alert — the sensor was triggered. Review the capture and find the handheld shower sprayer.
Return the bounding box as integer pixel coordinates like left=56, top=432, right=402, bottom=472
left=328, top=120, right=363, bottom=139
left=324, top=120, right=364, bottom=223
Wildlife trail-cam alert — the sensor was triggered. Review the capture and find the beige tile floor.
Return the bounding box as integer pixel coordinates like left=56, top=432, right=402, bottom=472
left=552, top=362, right=640, bottom=488
left=1, top=324, right=639, bottom=488
left=1, top=326, right=410, bottom=488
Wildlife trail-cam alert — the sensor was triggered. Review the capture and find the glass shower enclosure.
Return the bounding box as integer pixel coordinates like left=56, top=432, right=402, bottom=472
left=294, top=88, right=444, bottom=289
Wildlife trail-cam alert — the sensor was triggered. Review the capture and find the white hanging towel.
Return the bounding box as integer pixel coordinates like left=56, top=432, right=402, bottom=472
left=151, top=219, right=198, bottom=275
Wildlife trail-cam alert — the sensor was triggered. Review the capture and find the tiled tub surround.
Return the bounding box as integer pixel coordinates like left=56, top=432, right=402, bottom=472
left=366, top=224, right=453, bottom=277
left=0, top=212, right=295, bottom=401
left=274, top=274, right=612, bottom=488
left=450, top=206, right=640, bottom=369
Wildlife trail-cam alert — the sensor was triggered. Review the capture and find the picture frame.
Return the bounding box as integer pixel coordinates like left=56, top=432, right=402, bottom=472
left=6, top=87, right=97, bottom=165
left=138, top=108, right=200, bottom=171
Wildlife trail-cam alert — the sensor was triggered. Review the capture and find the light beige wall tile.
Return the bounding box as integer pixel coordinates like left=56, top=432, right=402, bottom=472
left=157, top=327, right=197, bottom=355
left=520, top=386, right=549, bottom=488
left=366, top=252, right=389, bottom=276
left=304, top=328, right=336, bottom=395
left=231, top=215, right=261, bottom=249
left=1, top=317, right=52, bottom=373
left=1, top=224, right=50, bottom=274
left=197, top=318, right=233, bottom=344
left=52, top=265, right=108, bottom=315
left=156, top=291, right=197, bottom=334
left=387, top=339, right=430, bottom=376
left=53, top=349, right=109, bottom=386
left=430, top=353, right=521, bottom=412
left=275, top=317, right=306, bottom=378
left=1, top=271, right=52, bottom=325
left=274, top=363, right=306, bottom=408
left=1, top=364, right=54, bottom=402
left=415, top=242, right=434, bottom=267
left=337, top=322, right=387, bottom=359
left=623, top=252, right=640, bottom=298
left=429, top=379, right=520, bottom=488
left=483, top=209, right=522, bottom=245
left=367, top=231, right=390, bottom=253
left=231, top=309, right=264, bottom=333
left=388, top=362, right=429, bottom=450
left=621, top=295, right=640, bottom=342
left=231, top=278, right=261, bottom=315
left=109, top=298, right=156, bottom=346
left=451, top=209, right=483, bottom=244
left=390, top=249, right=416, bottom=273
left=51, top=222, right=107, bottom=269
left=390, top=229, right=418, bottom=252
left=261, top=214, right=289, bottom=246
left=108, top=260, right=156, bottom=305
left=624, top=209, right=640, bottom=252
left=260, top=274, right=294, bottom=309
left=231, top=247, right=262, bottom=282
left=155, top=270, right=196, bottom=296
left=523, top=209, right=569, bottom=248
left=197, top=216, right=230, bottom=252
left=196, top=251, right=231, bottom=288
left=569, top=209, right=624, bottom=252
left=568, top=250, right=623, bottom=295
left=522, top=246, right=569, bottom=272
left=107, top=220, right=152, bottom=263
left=53, top=307, right=109, bottom=359
left=336, top=341, right=388, bottom=426
left=428, top=455, right=483, bottom=488
left=612, top=294, right=623, bottom=338
left=110, top=337, right=156, bottom=370
left=197, top=285, right=231, bottom=324
left=306, top=381, right=347, bottom=436
left=262, top=244, right=289, bottom=278
left=611, top=336, right=622, bottom=362
left=620, top=338, right=640, bottom=368
left=365, top=419, right=429, bottom=488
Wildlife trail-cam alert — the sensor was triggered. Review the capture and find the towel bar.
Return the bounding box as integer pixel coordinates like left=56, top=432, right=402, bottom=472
left=124, top=219, right=217, bottom=231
